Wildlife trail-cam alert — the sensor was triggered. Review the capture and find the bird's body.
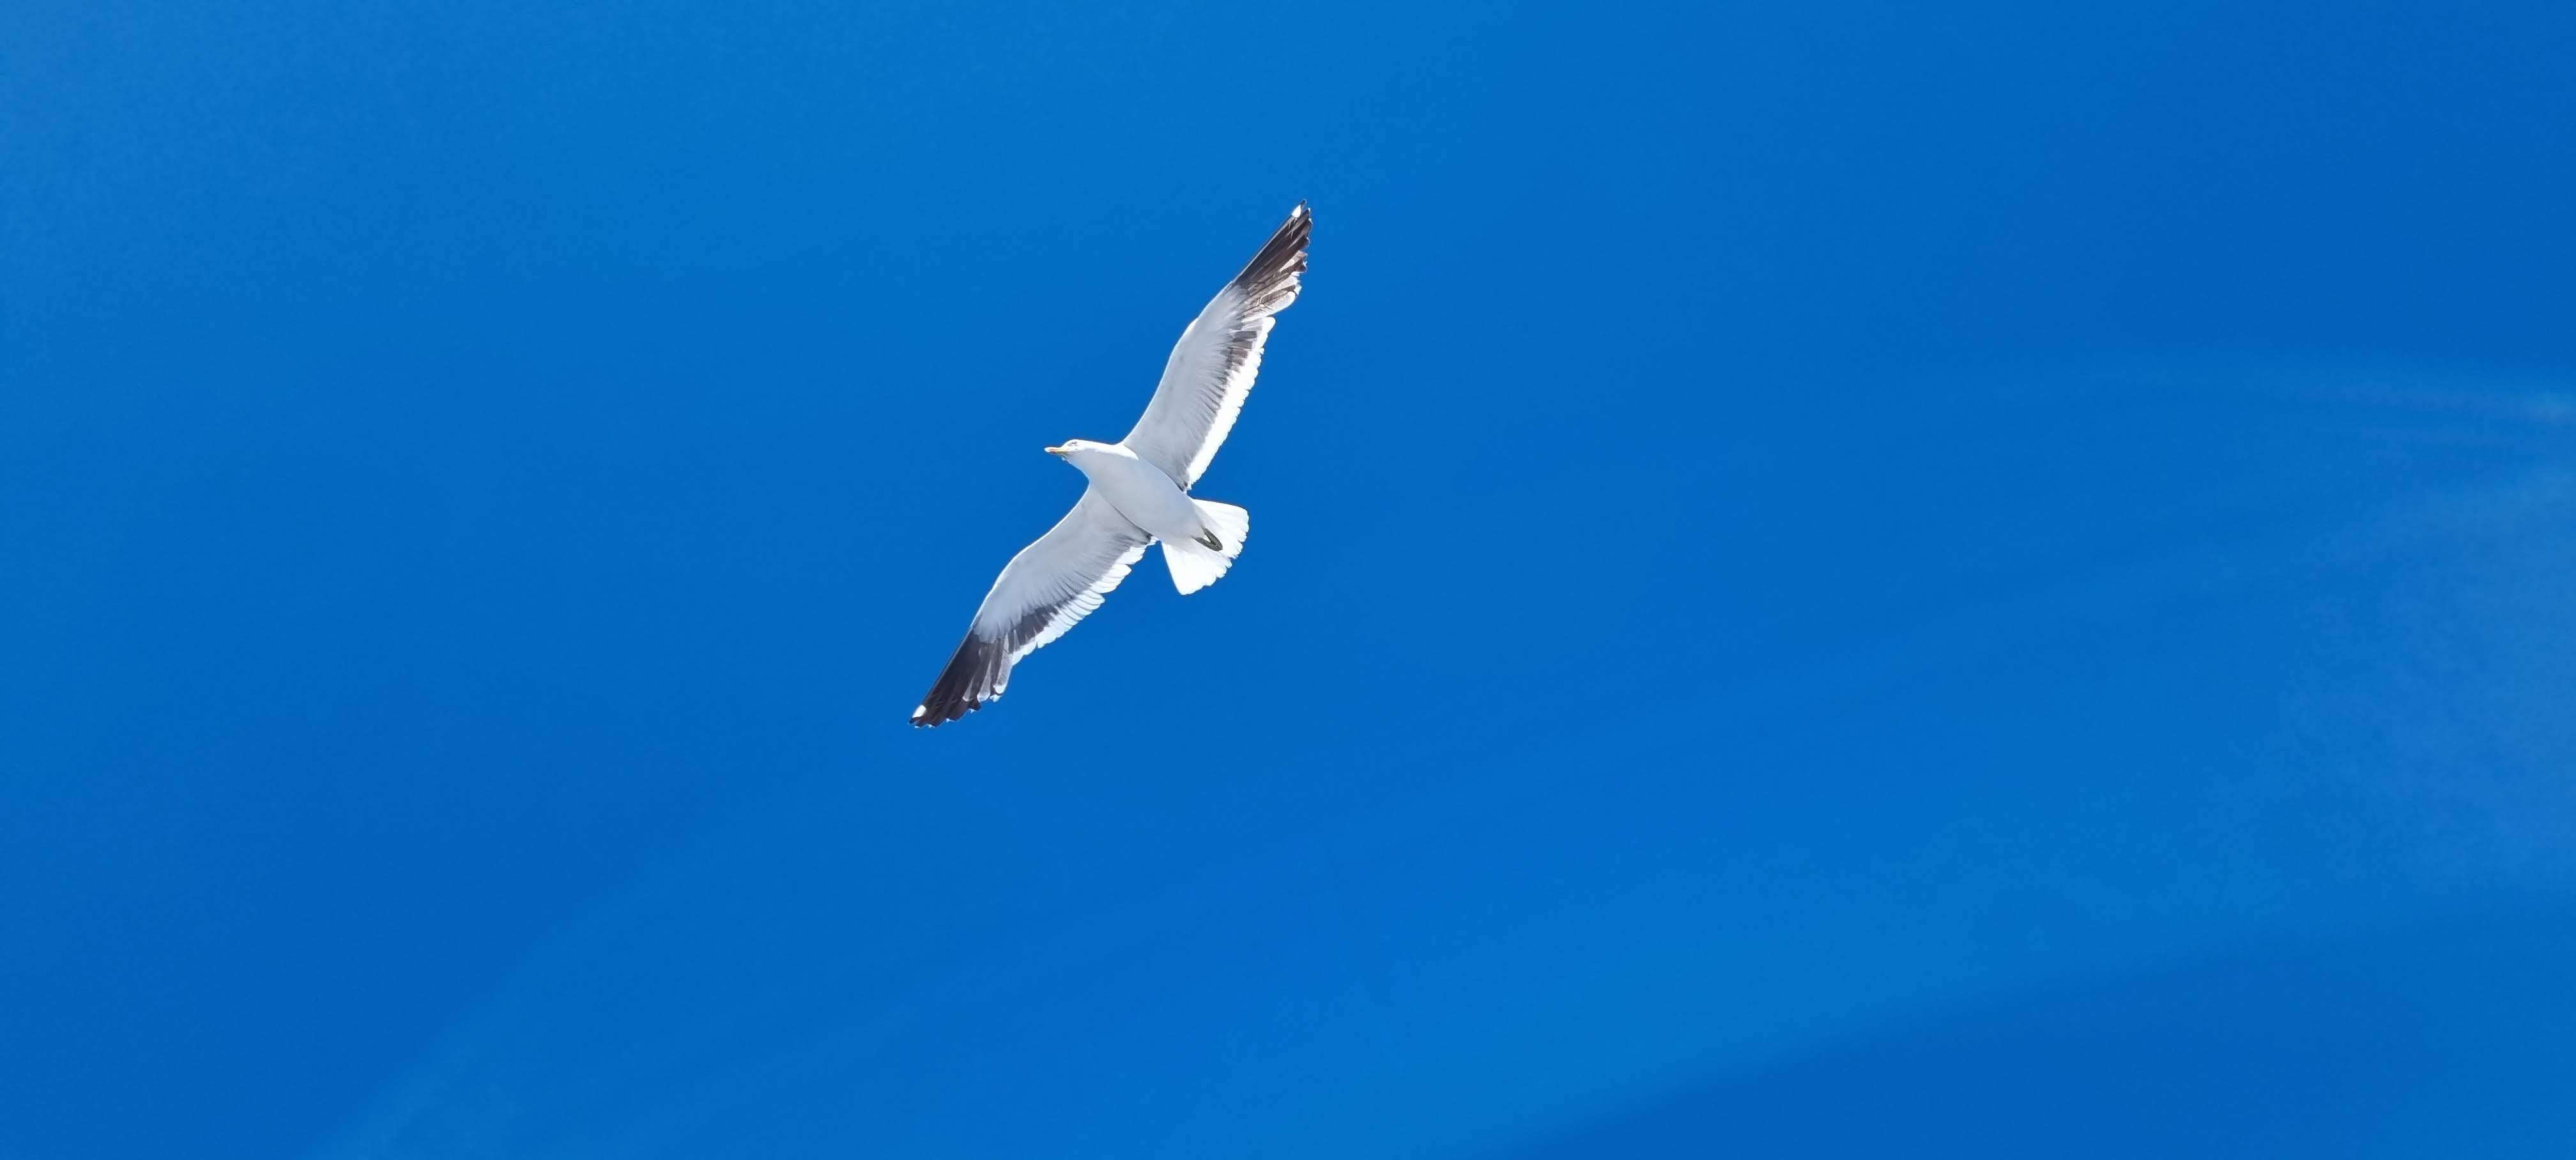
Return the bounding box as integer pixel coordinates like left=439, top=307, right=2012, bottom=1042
left=1049, top=441, right=1210, bottom=551
left=910, top=204, right=1310, bottom=726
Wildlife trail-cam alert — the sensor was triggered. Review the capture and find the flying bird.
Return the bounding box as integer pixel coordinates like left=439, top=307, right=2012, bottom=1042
left=910, top=203, right=1312, bottom=726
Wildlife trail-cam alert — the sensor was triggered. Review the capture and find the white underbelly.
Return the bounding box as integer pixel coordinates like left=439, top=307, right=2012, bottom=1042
left=1092, top=460, right=1200, bottom=542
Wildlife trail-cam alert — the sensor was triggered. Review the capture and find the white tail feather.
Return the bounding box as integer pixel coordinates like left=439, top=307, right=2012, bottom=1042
left=1163, top=498, right=1249, bottom=595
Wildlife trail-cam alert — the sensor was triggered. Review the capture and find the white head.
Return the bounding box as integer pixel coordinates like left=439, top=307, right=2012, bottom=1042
left=1042, top=439, right=1131, bottom=469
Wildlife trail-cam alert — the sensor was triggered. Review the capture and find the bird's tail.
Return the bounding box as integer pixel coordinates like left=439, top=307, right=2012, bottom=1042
left=1163, top=499, right=1248, bottom=595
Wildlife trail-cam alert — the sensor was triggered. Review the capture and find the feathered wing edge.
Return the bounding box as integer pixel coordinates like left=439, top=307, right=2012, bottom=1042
left=1123, top=202, right=1312, bottom=487
left=1230, top=201, right=1311, bottom=316
left=912, top=491, right=1149, bottom=727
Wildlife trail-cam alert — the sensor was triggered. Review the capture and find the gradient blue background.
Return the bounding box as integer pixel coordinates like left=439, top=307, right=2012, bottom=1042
left=8, top=1, right=2576, bottom=1156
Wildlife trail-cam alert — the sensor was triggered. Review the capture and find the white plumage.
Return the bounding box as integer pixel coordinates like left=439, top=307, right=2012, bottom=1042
left=912, top=204, right=1310, bottom=727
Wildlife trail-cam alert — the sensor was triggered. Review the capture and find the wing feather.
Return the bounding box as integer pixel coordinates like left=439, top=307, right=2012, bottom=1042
left=1119, top=203, right=1310, bottom=487
left=911, top=489, right=1150, bottom=726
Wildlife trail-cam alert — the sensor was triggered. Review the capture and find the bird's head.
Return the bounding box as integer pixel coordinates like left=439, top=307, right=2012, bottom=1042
left=1043, top=439, right=1104, bottom=460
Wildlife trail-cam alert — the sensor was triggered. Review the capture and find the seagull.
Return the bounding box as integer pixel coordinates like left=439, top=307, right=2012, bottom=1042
left=910, top=203, right=1312, bottom=727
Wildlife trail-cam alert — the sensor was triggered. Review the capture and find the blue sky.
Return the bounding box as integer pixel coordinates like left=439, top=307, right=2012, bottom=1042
left=6, top=0, right=2575, bottom=1156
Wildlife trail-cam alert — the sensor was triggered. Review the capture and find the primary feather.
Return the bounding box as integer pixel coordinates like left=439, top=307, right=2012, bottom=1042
left=1121, top=202, right=1311, bottom=488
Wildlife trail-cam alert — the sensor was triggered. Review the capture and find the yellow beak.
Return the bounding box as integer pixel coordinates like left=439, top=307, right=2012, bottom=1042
left=1043, top=445, right=1066, bottom=456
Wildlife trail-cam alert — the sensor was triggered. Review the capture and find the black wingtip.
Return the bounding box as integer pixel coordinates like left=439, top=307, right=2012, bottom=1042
left=910, top=694, right=984, bottom=728
left=1234, top=202, right=1312, bottom=293
left=913, top=633, right=1005, bottom=728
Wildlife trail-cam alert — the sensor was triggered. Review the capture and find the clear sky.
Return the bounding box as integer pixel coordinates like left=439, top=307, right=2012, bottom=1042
left=6, top=0, right=2575, bottom=1156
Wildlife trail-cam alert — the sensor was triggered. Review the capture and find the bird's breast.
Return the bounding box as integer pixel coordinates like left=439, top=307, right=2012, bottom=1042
left=1084, top=456, right=1198, bottom=540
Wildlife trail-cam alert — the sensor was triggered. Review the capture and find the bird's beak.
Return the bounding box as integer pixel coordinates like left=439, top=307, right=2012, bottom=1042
left=1043, top=445, right=1065, bottom=456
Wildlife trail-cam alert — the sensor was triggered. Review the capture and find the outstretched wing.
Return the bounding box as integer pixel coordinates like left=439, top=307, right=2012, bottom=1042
left=1119, top=202, right=1311, bottom=488
left=912, top=489, right=1150, bottom=726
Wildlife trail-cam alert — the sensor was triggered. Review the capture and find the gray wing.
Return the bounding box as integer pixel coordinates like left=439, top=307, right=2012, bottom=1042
left=912, top=489, right=1151, bottom=726
left=1117, top=203, right=1311, bottom=488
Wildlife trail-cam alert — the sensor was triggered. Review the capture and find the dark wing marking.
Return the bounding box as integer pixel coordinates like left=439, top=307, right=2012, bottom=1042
left=1118, top=202, right=1311, bottom=488
left=912, top=489, right=1150, bottom=726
